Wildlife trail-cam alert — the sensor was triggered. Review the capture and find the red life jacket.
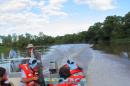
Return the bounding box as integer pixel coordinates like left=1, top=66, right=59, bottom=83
left=70, top=68, right=83, bottom=75
left=49, top=83, right=68, bottom=86
left=19, top=64, right=35, bottom=86
left=67, top=75, right=85, bottom=86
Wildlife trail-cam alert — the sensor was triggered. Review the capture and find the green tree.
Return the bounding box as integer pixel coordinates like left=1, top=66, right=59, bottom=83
left=123, top=12, right=130, bottom=37
left=87, top=22, right=103, bottom=43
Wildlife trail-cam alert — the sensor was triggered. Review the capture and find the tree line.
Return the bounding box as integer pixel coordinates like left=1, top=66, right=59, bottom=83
left=0, top=11, right=130, bottom=49
left=0, top=31, right=87, bottom=49
left=87, top=12, right=130, bottom=44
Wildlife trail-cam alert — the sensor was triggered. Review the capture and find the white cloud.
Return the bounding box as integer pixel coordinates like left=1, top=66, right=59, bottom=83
left=75, top=0, right=117, bottom=11
left=49, top=0, right=67, bottom=7
left=41, top=0, right=68, bottom=16
left=0, top=20, right=91, bottom=37
left=0, top=0, right=69, bottom=36
left=0, top=0, right=28, bottom=13
left=0, top=0, right=95, bottom=36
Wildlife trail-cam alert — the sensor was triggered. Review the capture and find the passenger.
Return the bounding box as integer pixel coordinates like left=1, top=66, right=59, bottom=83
left=0, top=67, right=14, bottom=86
left=56, top=65, right=85, bottom=86
left=26, top=44, right=45, bottom=86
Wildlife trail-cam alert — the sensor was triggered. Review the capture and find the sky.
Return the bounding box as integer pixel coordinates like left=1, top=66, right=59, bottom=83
left=0, top=0, right=130, bottom=37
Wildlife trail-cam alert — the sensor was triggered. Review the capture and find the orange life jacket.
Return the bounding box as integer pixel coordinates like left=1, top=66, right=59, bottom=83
left=19, top=64, right=35, bottom=86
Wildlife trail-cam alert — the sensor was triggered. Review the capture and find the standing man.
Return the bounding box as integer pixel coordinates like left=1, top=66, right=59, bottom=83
left=26, top=44, right=45, bottom=86
left=9, top=48, right=18, bottom=72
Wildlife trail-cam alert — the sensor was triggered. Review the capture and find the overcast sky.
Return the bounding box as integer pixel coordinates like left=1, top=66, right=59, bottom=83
left=0, top=0, right=130, bottom=36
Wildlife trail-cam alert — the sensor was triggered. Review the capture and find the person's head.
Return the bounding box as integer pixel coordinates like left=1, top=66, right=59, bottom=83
left=26, top=44, right=34, bottom=54
left=71, top=62, right=74, bottom=64
left=59, top=66, right=71, bottom=79
left=67, top=60, right=70, bottom=64
left=0, top=67, right=8, bottom=81
left=67, top=60, right=74, bottom=64
left=29, top=58, right=39, bottom=72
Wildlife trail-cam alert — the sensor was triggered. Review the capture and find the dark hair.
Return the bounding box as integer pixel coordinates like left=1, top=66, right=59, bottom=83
left=67, top=60, right=70, bottom=64
left=0, top=67, right=12, bottom=86
left=0, top=67, right=6, bottom=78
left=59, top=66, right=71, bottom=79
left=71, top=62, right=74, bottom=64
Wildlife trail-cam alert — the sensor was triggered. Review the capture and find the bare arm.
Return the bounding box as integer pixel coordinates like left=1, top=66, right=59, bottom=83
left=22, top=77, right=38, bottom=83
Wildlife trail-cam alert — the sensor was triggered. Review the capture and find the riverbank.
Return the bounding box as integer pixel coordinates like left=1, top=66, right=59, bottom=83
left=92, top=42, right=130, bottom=59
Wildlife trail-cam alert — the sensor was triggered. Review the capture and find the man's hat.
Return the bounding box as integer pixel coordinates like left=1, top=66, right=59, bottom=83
left=26, top=44, right=34, bottom=48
